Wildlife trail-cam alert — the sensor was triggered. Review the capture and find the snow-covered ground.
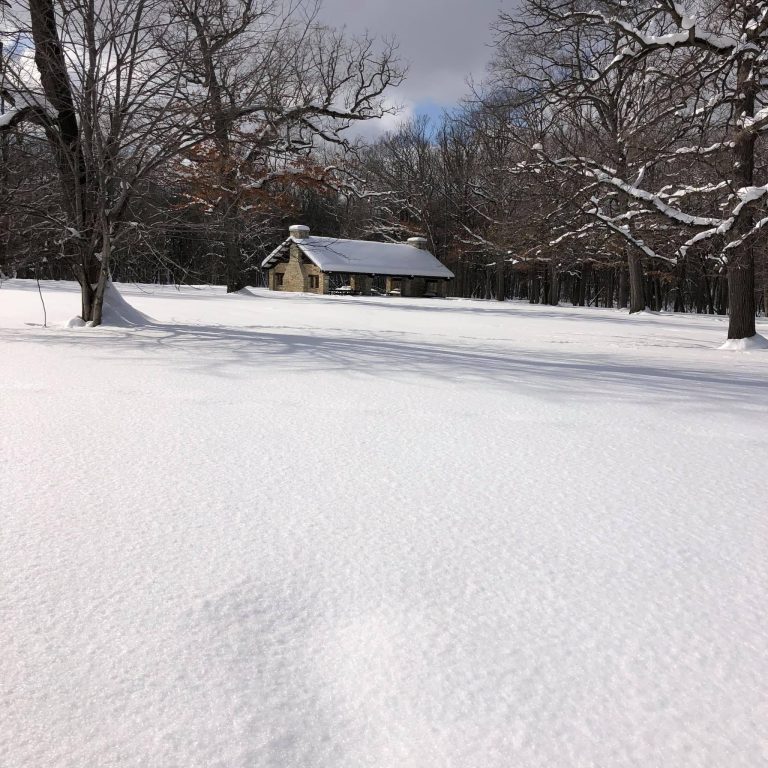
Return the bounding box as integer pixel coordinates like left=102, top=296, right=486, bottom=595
left=1, top=280, right=767, bottom=768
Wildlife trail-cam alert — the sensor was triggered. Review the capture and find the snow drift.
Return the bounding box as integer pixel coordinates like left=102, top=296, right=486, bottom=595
left=99, top=281, right=153, bottom=326
left=718, top=332, right=768, bottom=351
left=66, top=281, right=153, bottom=328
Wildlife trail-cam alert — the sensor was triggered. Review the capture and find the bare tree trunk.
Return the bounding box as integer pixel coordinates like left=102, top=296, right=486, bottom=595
left=528, top=268, right=539, bottom=304
left=727, top=260, right=756, bottom=339
left=673, top=260, right=686, bottom=313
left=185, top=8, right=244, bottom=294
left=727, top=43, right=758, bottom=338
left=547, top=262, right=559, bottom=305
left=224, top=208, right=245, bottom=293
left=627, top=250, right=645, bottom=314
left=0, top=48, right=9, bottom=277
left=618, top=263, right=628, bottom=309
left=577, top=261, right=590, bottom=306
left=91, top=218, right=112, bottom=326
left=29, top=0, right=97, bottom=319
left=540, top=264, right=549, bottom=304
left=716, top=274, right=728, bottom=315
left=74, top=262, right=95, bottom=321
left=763, top=277, right=768, bottom=318
left=496, top=258, right=505, bottom=301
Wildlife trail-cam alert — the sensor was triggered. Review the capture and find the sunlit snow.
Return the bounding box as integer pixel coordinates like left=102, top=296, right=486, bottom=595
left=1, top=280, right=766, bottom=767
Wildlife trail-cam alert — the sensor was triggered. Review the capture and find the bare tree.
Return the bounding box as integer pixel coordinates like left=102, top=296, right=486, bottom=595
left=1, top=0, right=403, bottom=317
left=1, top=0, right=206, bottom=323
left=163, top=0, right=404, bottom=291
left=494, top=0, right=768, bottom=339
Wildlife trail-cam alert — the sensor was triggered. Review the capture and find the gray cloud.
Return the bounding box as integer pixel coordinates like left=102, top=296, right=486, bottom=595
left=318, top=0, right=505, bottom=135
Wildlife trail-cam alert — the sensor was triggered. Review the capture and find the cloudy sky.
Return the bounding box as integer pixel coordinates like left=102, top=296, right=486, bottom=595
left=318, top=0, right=507, bottom=137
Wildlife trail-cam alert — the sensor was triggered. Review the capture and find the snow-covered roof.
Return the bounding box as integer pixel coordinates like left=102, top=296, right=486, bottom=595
left=263, top=236, right=454, bottom=279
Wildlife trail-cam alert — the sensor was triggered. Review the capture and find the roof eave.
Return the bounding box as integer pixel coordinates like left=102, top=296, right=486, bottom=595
left=262, top=238, right=291, bottom=268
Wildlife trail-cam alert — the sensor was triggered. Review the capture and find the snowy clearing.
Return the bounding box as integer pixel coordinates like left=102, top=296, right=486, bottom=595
left=1, top=280, right=767, bottom=768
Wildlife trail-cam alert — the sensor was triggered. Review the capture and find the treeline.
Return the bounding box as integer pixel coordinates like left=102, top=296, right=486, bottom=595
left=344, top=0, right=768, bottom=341
left=2, top=0, right=768, bottom=338
left=345, top=113, right=752, bottom=316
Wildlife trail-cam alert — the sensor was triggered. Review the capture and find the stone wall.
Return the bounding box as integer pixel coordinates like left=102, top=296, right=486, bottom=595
left=269, top=243, right=325, bottom=294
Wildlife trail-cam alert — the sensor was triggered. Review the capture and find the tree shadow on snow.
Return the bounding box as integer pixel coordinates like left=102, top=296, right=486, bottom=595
left=2, top=319, right=766, bottom=416
left=270, top=292, right=738, bottom=329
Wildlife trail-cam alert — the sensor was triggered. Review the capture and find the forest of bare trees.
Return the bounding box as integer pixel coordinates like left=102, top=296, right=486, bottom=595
left=0, top=0, right=402, bottom=322
left=2, top=0, right=768, bottom=338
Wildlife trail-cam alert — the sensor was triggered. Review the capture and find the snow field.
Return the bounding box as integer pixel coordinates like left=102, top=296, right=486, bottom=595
left=1, top=280, right=767, bottom=767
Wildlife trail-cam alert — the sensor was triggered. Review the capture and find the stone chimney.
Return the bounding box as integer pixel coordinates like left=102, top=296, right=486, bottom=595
left=289, top=224, right=310, bottom=240
left=407, top=236, right=428, bottom=250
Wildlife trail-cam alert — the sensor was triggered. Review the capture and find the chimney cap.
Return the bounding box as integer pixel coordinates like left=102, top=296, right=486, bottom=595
left=289, top=224, right=310, bottom=239
left=407, top=236, right=428, bottom=249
